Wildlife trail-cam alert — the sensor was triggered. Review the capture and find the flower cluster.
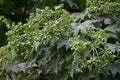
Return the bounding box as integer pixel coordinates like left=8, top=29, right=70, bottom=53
left=70, top=27, right=116, bottom=72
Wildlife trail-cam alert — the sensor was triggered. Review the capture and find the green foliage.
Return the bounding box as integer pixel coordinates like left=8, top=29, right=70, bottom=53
left=34, top=0, right=59, bottom=9
left=0, top=16, right=7, bottom=47
left=60, top=0, right=86, bottom=11
left=6, top=5, right=73, bottom=60
left=87, top=0, right=120, bottom=17
left=0, top=17, right=13, bottom=77
left=70, top=27, right=115, bottom=71
left=72, top=0, right=120, bottom=79
left=0, top=0, right=37, bottom=22
left=0, top=45, right=14, bottom=76
left=0, top=1, right=120, bottom=80
left=0, top=5, right=75, bottom=79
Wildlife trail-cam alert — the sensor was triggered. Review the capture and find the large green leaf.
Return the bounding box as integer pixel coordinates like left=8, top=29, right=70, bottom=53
left=108, top=59, right=120, bottom=76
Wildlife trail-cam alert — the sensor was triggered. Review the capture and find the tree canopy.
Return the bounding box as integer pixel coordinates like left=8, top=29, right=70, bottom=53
left=0, top=0, right=120, bottom=80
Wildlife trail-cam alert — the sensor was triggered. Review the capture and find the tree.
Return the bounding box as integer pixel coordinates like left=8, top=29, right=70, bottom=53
left=0, top=0, right=120, bottom=80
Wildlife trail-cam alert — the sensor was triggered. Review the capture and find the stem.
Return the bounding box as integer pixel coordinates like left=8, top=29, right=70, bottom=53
left=94, top=48, right=101, bottom=80
left=97, top=67, right=100, bottom=80
left=7, top=72, right=12, bottom=80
